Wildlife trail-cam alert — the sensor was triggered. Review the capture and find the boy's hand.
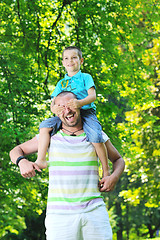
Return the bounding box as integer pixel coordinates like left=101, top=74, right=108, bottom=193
left=51, top=104, right=64, bottom=116
left=67, top=99, right=82, bottom=109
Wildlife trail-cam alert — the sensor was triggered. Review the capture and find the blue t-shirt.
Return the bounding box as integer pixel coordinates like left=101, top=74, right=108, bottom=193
left=51, top=70, right=96, bottom=110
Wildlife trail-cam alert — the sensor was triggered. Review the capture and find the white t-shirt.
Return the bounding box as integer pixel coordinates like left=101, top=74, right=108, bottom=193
left=46, top=130, right=109, bottom=214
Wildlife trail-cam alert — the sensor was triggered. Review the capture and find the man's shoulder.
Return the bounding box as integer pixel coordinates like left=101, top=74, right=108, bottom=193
left=51, top=130, right=109, bottom=143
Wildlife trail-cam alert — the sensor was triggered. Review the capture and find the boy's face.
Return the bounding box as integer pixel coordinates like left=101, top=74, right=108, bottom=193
left=62, top=49, right=83, bottom=76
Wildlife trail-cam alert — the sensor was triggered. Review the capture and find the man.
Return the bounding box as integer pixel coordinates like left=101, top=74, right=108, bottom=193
left=10, top=91, right=125, bottom=240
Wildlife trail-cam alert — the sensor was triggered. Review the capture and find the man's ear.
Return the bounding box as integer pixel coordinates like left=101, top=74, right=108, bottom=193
left=80, top=58, right=84, bottom=65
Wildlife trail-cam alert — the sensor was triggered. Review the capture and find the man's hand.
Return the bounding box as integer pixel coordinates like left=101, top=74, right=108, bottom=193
left=99, top=174, right=119, bottom=192
left=66, top=99, right=82, bottom=109
left=19, top=159, right=41, bottom=178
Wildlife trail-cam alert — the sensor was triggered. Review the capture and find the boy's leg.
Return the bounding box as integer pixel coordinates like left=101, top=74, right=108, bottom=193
left=36, top=127, right=52, bottom=169
left=92, top=142, right=110, bottom=177
left=81, top=109, right=110, bottom=177
left=36, top=116, right=62, bottom=169
left=39, top=116, right=62, bottom=136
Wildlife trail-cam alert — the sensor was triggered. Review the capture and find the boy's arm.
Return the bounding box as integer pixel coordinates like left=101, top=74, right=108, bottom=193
left=67, top=87, right=96, bottom=109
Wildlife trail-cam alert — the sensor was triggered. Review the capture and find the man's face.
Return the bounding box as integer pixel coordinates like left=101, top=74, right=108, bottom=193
left=62, top=50, right=83, bottom=76
left=55, top=94, right=81, bottom=127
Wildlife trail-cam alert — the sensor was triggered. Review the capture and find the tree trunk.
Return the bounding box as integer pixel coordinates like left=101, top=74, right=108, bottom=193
left=115, top=201, right=123, bottom=240
left=126, top=203, right=129, bottom=240
left=148, top=224, right=154, bottom=238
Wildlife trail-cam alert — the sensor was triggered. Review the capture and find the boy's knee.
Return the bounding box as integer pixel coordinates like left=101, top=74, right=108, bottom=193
left=40, top=127, right=53, bottom=134
left=86, top=132, right=104, bottom=143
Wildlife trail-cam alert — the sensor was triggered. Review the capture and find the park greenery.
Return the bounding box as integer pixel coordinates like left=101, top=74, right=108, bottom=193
left=0, top=0, right=160, bottom=239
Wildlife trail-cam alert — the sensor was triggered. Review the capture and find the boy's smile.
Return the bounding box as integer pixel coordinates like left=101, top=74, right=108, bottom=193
left=62, top=49, right=84, bottom=77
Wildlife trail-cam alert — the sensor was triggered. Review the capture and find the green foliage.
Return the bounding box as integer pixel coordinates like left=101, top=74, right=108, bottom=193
left=0, top=0, right=159, bottom=239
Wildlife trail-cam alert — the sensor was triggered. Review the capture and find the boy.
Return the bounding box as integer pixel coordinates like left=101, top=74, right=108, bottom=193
left=36, top=46, right=109, bottom=178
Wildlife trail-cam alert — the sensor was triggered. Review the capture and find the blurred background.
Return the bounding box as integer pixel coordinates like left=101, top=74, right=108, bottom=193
left=0, top=0, right=159, bottom=239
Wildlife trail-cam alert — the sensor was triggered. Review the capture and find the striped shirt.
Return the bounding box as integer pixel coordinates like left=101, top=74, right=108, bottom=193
left=47, top=130, right=109, bottom=214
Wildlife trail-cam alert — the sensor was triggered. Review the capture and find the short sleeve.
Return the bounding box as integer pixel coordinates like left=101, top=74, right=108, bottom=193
left=83, top=73, right=96, bottom=91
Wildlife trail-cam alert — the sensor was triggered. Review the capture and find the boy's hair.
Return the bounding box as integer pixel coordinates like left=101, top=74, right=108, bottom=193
left=62, top=46, right=82, bottom=59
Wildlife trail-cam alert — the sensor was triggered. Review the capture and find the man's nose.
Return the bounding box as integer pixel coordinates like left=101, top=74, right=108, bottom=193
left=65, top=106, right=71, bottom=112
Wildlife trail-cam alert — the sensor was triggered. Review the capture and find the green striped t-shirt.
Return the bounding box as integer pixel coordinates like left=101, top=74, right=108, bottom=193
left=47, top=130, right=109, bottom=214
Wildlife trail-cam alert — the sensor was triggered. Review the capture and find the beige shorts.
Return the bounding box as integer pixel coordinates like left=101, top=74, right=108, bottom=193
left=45, top=205, right=112, bottom=240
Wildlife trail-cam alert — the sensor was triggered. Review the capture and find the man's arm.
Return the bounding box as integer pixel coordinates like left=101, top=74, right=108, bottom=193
left=9, top=136, right=41, bottom=178
left=99, top=139, right=125, bottom=192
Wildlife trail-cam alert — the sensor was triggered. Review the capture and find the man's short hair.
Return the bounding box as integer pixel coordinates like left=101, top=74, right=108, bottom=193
left=56, top=91, right=77, bottom=99
left=62, top=46, right=82, bottom=59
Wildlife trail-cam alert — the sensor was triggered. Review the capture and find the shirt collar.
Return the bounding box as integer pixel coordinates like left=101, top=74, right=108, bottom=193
left=65, top=70, right=81, bottom=80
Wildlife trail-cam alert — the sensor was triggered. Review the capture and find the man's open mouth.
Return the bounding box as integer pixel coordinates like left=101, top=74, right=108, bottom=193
left=66, top=113, right=75, bottom=121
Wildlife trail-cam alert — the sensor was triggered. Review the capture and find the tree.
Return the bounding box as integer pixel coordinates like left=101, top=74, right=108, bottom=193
left=0, top=0, right=159, bottom=239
